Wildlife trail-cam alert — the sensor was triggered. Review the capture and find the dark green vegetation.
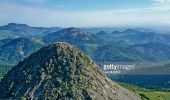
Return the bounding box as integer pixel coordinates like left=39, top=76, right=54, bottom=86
left=0, top=42, right=140, bottom=99
left=129, top=63, right=170, bottom=75
left=0, top=64, right=13, bottom=80
left=0, top=37, right=43, bottom=64
left=119, top=83, right=170, bottom=100
left=1, top=23, right=170, bottom=65
left=110, top=75, right=170, bottom=90
left=108, top=64, right=170, bottom=91
left=0, top=23, right=170, bottom=92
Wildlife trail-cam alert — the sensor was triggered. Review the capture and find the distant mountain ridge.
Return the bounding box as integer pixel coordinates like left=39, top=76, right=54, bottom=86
left=43, top=27, right=101, bottom=44
left=96, top=28, right=170, bottom=45
left=0, top=23, right=62, bottom=38
left=1, top=25, right=170, bottom=65
left=130, top=43, right=170, bottom=61
left=1, top=23, right=170, bottom=93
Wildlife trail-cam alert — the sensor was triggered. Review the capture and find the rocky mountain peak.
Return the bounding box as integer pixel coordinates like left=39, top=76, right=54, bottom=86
left=0, top=42, right=140, bottom=100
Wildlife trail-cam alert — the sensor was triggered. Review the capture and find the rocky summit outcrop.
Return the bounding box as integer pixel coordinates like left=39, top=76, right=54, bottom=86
left=0, top=42, right=140, bottom=100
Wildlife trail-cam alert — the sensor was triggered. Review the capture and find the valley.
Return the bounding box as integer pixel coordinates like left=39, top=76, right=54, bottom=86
left=0, top=23, right=170, bottom=99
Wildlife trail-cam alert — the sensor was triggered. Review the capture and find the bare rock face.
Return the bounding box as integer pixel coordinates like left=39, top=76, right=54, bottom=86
left=0, top=42, right=141, bottom=100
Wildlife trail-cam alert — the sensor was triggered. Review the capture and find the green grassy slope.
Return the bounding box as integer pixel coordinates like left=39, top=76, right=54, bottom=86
left=119, top=83, right=170, bottom=100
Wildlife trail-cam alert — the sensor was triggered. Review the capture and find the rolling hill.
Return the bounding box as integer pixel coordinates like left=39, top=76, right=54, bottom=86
left=0, top=37, right=43, bottom=64
left=43, top=27, right=101, bottom=45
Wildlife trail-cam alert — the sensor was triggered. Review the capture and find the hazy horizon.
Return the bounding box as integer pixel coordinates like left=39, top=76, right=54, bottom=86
left=1, top=0, right=170, bottom=27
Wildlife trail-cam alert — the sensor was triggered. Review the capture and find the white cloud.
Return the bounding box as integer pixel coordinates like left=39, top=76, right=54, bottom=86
left=154, top=0, right=170, bottom=3
left=0, top=2, right=170, bottom=27
left=0, top=0, right=46, bottom=4
left=108, top=6, right=169, bottom=13
left=22, top=0, right=46, bottom=4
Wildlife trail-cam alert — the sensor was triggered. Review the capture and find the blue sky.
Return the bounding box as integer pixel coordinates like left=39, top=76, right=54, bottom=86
left=0, top=0, right=170, bottom=27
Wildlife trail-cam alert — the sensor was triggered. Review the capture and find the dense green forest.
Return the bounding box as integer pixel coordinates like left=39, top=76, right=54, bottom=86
left=0, top=65, right=13, bottom=80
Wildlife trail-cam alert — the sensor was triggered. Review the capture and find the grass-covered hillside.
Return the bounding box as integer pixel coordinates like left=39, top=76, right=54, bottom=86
left=120, top=83, right=170, bottom=100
